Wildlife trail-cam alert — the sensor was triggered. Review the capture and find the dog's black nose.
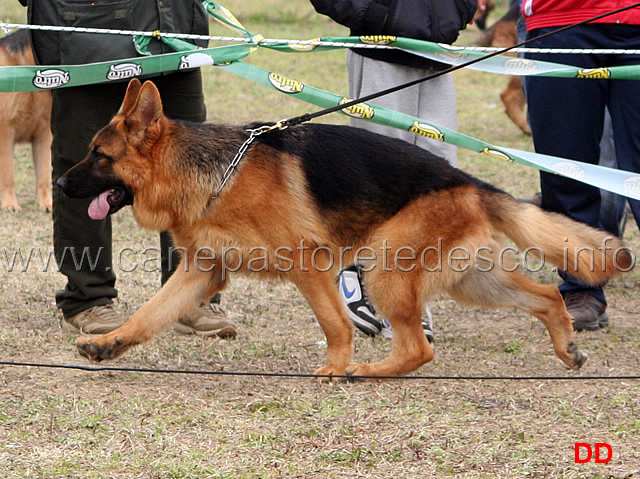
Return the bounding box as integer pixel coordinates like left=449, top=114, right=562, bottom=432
left=56, top=177, right=67, bottom=189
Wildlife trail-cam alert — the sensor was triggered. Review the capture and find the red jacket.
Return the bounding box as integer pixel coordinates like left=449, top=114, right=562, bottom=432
left=522, top=0, right=640, bottom=30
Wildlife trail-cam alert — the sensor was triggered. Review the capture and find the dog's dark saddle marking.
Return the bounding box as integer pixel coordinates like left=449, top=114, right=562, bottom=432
left=252, top=123, right=502, bottom=216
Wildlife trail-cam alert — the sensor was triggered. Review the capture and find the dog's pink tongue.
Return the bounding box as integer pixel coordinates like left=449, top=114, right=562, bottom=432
left=88, top=190, right=112, bottom=220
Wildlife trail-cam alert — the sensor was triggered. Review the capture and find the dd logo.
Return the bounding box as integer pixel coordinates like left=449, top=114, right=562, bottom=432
left=574, top=443, right=613, bottom=463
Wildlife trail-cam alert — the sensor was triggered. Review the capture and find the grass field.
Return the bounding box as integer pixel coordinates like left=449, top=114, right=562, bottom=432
left=0, top=1, right=639, bottom=478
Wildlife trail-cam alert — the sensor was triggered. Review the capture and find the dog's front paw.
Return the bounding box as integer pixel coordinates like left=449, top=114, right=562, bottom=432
left=565, top=341, right=588, bottom=370
left=572, top=351, right=588, bottom=370
left=313, top=365, right=350, bottom=383
left=0, top=200, right=21, bottom=212
left=76, top=335, right=133, bottom=362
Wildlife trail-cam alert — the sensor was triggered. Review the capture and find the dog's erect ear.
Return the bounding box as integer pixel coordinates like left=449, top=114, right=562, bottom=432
left=122, top=78, right=142, bottom=115
left=124, top=80, right=163, bottom=133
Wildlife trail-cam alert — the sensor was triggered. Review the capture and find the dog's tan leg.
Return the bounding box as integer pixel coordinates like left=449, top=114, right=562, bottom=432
left=346, top=270, right=434, bottom=380
left=76, top=264, right=225, bottom=361
left=501, top=76, right=531, bottom=135
left=447, top=268, right=587, bottom=370
left=510, top=274, right=587, bottom=370
left=0, top=126, right=20, bottom=211
left=32, top=128, right=53, bottom=212
left=293, top=270, right=354, bottom=381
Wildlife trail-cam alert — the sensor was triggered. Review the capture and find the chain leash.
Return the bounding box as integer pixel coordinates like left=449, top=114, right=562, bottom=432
left=212, top=122, right=287, bottom=199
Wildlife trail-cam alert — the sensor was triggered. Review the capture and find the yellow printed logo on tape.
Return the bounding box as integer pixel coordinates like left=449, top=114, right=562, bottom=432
left=409, top=121, right=445, bottom=141
left=268, top=73, right=304, bottom=93
left=360, top=35, right=396, bottom=44
left=576, top=68, right=611, bottom=79
left=288, top=38, right=319, bottom=51
left=482, top=147, right=514, bottom=163
left=339, top=97, right=375, bottom=119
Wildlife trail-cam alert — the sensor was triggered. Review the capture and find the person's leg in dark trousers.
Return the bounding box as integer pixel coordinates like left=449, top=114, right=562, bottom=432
left=605, top=25, right=640, bottom=237
left=52, top=81, right=129, bottom=321
left=525, top=26, right=609, bottom=329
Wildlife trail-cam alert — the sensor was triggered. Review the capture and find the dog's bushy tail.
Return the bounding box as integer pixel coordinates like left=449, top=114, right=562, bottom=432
left=483, top=190, right=633, bottom=284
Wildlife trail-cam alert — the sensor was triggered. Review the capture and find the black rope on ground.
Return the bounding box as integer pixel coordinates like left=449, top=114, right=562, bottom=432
left=1, top=360, right=639, bottom=381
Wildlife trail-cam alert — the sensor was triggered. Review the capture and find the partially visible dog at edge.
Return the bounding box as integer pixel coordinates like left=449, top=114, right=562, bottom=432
left=474, top=2, right=531, bottom=135
left=0, top=29, right=52, bottom=212
left=57, top=79, right=631, bottom=381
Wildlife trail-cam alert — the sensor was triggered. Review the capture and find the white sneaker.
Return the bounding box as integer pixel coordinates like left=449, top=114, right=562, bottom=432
left=338, top=265, right=382, bottom=336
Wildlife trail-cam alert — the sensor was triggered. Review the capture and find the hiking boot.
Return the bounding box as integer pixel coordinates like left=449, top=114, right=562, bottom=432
left=564, top=291, right=609, bottom=331
left=61, top=304, right=124, bottom=335
left=380, top=307, right=435, bottom=343
left=338, top=265, right=382, bottom=336
left=174, top=303, right=238, bottom=338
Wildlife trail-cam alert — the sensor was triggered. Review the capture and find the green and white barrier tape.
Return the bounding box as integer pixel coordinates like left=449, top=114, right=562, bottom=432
left=0, top=43, right=252, bottom=92
left=271, top=36, right=640, bottom=80
left=218, top=60, right=640, bottom=201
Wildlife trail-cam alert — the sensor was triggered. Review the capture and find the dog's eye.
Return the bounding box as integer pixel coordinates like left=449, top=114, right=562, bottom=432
left=91, top=149, right=114, bottom=165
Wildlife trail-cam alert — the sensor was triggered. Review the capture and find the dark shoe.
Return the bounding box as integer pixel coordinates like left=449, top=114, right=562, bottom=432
left=564, top=291, right=609, bottom=331
left=338, top=266, right=382, bottom=336
left=175, top=303, right=238, bottom=338
left=62, top=304, right=124, bottom=335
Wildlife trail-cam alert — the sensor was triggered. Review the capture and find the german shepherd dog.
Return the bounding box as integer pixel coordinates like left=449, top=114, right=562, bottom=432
left=0, top=30, right=53, bottom=211
left=58, top=79, right=630, bottom=380
left=474, top=3, right=531, bottom=135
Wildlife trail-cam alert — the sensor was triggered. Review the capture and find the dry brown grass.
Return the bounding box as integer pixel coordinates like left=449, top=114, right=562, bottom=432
left=1, top=1, right=639, bottom=477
